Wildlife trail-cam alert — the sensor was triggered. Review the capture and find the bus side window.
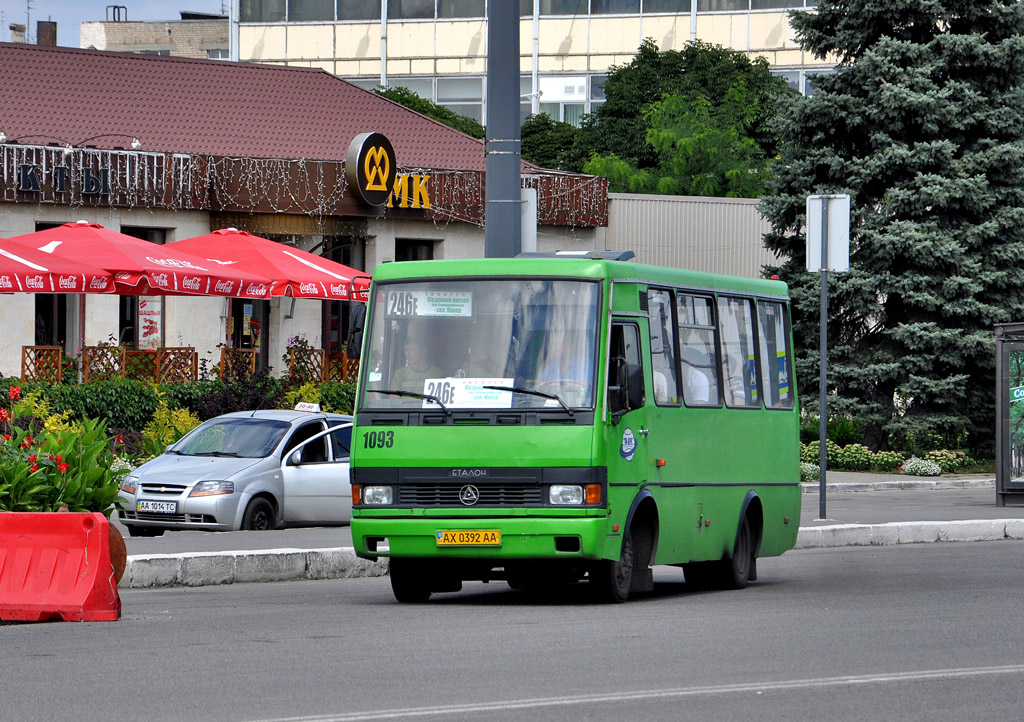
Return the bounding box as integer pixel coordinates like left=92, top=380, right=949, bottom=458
left=757, top=300, right=794, bottom=409
left=718, top=296, right=759, bottom=408
left=647, top=289, right=679, bottom=406
left=608, top=322, right=644, bottom=417
left=677, top=294, right=720, bottom=406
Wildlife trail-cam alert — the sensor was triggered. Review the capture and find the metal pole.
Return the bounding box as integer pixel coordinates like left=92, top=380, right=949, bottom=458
left=484, top=1, right=522, bottom=258
left=819, top=195, right=829, bottom=519
left=532, top=0, right=540, bottom=116
left=380, top=1, right=387, bottom=88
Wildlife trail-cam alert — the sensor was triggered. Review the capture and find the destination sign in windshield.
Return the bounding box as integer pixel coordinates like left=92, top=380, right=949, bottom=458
left=386, top=290, right=472, bottom=317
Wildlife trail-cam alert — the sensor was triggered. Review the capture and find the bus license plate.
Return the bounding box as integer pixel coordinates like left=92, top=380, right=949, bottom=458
left=436, top=530, right=501, bottom=546
left=137, top=500, right=177, bottom=514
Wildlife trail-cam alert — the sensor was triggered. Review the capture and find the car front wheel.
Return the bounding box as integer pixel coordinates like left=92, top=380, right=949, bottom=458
left=241, top=497, right=276, bottom=531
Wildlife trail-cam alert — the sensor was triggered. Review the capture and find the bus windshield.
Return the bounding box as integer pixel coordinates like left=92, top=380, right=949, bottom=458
left=360, top=278, right=600, bottom=411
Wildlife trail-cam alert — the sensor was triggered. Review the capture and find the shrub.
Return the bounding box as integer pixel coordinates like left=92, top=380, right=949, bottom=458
left=141, top=400, right=201, bottom=460
left=871, top=450, right=903, bottom=472
left=835, top=443, right=872, bottom=471
left=801, top=439, right=840, bottom=466
left=902, top=457, right=942, bottom=476
left=800, top=461, right=818, bottom=481
left=81, top=380, right=159, bottom=431
left=320, top=382, right=356, bottom=415
left=190, top=370, right=283, bottom=420
left=923, top=449, right=969, bottom=473
left=0, top=383, right=126, bottom=515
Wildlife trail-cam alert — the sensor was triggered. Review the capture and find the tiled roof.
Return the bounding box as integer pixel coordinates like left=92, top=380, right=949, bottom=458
left=0, top=42, right=536, bottom=172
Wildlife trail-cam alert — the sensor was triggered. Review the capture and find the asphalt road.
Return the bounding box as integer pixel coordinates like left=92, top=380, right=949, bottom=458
left=5, top=542, right=1024, bottom=722
left=112, top=485, right=1011, bottom=556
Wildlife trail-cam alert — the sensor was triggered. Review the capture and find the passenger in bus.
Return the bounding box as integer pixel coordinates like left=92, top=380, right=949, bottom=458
left=681, top=348, right=711, bottom=404
left=391, top=332, right=444, bottom=394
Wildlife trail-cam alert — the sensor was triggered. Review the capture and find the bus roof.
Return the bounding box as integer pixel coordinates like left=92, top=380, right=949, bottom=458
left=369, top=257, right=789, bottom=297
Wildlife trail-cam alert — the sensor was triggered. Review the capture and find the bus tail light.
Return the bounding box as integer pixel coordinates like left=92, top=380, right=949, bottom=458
left=585, top=484, right=602, bottom=505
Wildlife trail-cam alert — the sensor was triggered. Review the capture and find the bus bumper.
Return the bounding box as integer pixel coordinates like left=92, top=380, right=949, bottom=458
left=352, top=516, right=613, bottom=561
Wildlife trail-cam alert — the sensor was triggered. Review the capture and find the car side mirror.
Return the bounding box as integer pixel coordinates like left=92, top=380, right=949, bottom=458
left=289, top=450, right=302, bottom=466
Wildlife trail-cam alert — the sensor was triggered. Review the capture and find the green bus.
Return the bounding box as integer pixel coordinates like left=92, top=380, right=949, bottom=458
left=350, top=252, right=801, bottom=603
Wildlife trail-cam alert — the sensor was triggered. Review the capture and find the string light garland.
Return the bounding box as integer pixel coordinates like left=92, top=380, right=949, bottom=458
left=1, top=144, right=608, bottom=230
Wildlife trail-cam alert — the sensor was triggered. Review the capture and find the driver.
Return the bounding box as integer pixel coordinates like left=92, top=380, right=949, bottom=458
left=391, top=326, right=444, bottom=393
left=538, top=328, right=593, bottom=390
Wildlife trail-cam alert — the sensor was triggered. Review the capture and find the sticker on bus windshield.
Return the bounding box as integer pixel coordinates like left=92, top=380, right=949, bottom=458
left=620, top=428, right=636, bottom=462
left=420, top=378, right=514, bottom=409
left=386, top=290, right=473, bottom=317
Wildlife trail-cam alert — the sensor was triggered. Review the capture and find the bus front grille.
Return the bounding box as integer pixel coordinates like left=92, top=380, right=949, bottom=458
left=399, top=483, right=543, bottom=506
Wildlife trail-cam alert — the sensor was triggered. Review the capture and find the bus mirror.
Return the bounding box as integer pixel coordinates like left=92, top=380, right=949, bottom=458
left=610, top=360, right=644, bottom=420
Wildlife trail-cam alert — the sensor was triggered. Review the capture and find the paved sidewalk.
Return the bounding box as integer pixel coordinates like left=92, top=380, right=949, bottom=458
left=121, top=472, right=1024, bottom=589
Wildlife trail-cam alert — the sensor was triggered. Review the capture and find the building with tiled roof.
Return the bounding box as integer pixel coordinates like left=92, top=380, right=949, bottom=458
left=0, top=42, right=607, bottom=379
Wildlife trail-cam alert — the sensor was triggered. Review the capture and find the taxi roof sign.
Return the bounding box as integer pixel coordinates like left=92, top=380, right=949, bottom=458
left=294, top=402, right=322, bottom=412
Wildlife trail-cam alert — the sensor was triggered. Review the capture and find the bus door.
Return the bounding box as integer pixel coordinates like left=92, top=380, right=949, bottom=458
left=605, top=321, right=649, bottom=494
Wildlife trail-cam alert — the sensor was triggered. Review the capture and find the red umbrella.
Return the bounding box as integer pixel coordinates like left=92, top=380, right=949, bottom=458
left=167, top=228, right=370, bottom=302
left=0, top=238, right=114, bottom=293
left=4, top=221, right=273, bottom=299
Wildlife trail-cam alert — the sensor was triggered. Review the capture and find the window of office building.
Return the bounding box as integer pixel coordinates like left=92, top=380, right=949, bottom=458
left=643, top=0, right=691, bottom=11
left=290, top=0, right=334, bottom=21
left=520, top=0, right=589, bottom=15
left=240, top=0, right=284, bottom=22
left=439, top=0, right=485, bottom=17
left=698, top=0, right=748, bottom=10
left=388, top=0, right=435, bottom=19
left=338, top=0, right=382, bottom=20
left=438, top=77, right=483, bottom=122
left=592, top=0, right=640, bottom=12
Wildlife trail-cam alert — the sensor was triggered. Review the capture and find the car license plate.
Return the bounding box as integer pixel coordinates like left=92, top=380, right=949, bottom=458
left=137, top=500, right=177, bottom=514
left=436, top=530, right=501, bottom=546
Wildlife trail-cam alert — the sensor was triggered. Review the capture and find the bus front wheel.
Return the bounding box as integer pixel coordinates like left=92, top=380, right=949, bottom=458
left=591, top=527, right=634, bottom=603
left=389, top=558, right=432, bottom=603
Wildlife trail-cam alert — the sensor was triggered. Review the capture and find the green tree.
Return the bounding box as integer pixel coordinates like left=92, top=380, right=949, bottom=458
left=372, top=86, right=486, bottom=139
left=520, top=113, right=578, bottom=169
left=584, top=81, right=772, bottom=197
left=761, top=0, right=1024, bottom=452
left=564, top=38, right=793, bottom=173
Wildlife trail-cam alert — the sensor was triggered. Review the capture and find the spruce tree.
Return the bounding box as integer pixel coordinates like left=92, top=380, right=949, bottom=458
left=762, top=1, right=1024, bottom=452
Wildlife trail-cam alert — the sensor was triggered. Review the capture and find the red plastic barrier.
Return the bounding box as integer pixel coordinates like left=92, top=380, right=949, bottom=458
left=0, top=512, right=121, bottom=622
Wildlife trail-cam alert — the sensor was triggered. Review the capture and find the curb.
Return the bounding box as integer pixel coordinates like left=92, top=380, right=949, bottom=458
left=123, top=547, right=388, bottom=589
left=795, top=519, right=1024, bottom=549
left=801, top=479, right=995, bottom=492
left=121, top=517, right=1024, bottom=589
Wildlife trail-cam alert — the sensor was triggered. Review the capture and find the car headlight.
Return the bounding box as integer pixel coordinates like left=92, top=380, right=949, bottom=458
left=189, top=480, right=234, bottom=497
left=120, top=475, right=139, bottom=495
left=361, top=485, right=394, bottom=505
left=549, top=484, right=602, bottom=505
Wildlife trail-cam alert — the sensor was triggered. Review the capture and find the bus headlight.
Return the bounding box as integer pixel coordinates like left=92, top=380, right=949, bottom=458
left=549, top=485, right=584, bottom=505
left=362, top=486, right=394, bottom=505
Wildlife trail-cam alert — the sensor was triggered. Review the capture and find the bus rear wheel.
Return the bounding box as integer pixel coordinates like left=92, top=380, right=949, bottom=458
left=389, top=558, right=432, bottom=603
left=590, top=527, right=634, bottom=603
left=722, top=515, right=755, bottom=590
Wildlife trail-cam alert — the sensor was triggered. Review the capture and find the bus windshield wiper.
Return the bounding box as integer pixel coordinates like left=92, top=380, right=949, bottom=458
left=369, top=388, right=451, bottom=415
left=483, top=385, right=574, bottom=417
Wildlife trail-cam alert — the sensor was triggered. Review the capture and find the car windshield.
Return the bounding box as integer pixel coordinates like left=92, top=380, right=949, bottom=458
left=172, top=418, right=291, bottom=458
left=360, top=278, right=600, bottom=410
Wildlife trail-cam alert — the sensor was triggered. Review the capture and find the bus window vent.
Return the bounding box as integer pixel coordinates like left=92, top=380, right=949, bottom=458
left=639, top=292, right=649, bottom=312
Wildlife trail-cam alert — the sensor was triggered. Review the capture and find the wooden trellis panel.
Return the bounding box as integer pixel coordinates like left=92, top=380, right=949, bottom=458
left=220, top=347, right=257, bottom=382
left=82, top=346, right=126, bottom=384
left=327, top=353, right=359, bottom=382
left=21, top=346, right=63, bottom=384
left=125, top=350, right=159, bottom=383
left=289, top=348, right=325, bottom=382
left=158, top=347, right=198, bottom=383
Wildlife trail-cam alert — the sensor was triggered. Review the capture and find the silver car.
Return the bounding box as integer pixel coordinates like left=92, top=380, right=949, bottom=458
left=117, top=408, right=353, bottom=537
